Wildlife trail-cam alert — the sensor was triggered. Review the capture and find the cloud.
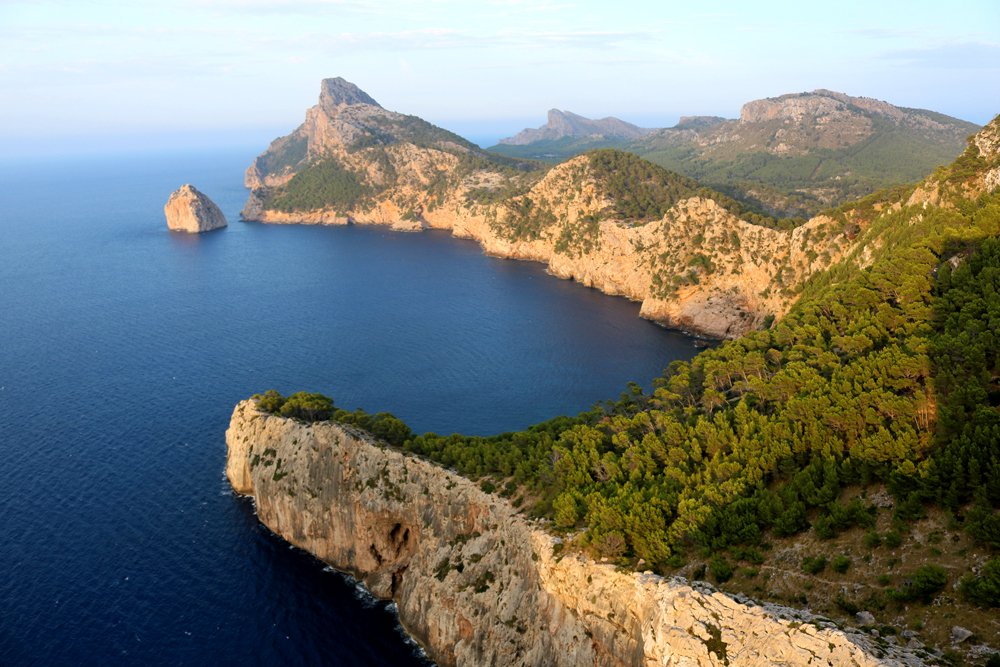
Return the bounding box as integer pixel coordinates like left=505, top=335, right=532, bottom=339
left=878, top=41, right=1000, bottom=69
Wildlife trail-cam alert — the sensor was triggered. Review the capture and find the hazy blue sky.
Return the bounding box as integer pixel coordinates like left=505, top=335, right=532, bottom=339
left=2, top=0, right=998, bottom=153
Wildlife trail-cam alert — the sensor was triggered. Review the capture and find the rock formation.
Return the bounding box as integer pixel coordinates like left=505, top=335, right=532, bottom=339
left=498, top=109, right=654, bottom=146
left=164, top=184, right=227, bottom=233
left=226, top=399, right=929, bottom=667
left=238, top=79, right=987, bottom=339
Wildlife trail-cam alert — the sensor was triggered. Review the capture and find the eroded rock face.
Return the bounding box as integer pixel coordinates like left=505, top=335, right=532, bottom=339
left=226, top=400, right=929, bottom=667
left=164, top=184, right=227, bottom=233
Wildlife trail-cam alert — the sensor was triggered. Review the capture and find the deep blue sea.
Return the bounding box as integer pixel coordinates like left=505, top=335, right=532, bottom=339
left=0, top=147, right=702, bottom=666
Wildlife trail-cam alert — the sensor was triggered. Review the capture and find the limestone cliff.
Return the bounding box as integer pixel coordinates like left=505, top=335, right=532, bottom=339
left=164, top=184, right=227, bottom=233
left=238, top=79, right=986, bottom=340
left=242, top=144, right=846, bottom=339
left=226, top=399, right=928, bottom=667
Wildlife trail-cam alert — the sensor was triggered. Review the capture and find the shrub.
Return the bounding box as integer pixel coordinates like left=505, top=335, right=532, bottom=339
left=959, top=557, right=1000, bottom=607
left=709, top=555, right=733, bottom=583
left=666, top=554, right=687, bottom=569
left=887, top=564, right=947, bottom=603
left=831, top=555, right=852, bottom=574
left=884, top=531, right=903, bottom=548
left=801, top=555, right=827, bottom=575
left=253, top=389, right=287, bottom=413
left=813, top=515, right=838, bottom=540
left=279, top=392, right=334, bottom=422
left=862, top=530, right=882, bottom=549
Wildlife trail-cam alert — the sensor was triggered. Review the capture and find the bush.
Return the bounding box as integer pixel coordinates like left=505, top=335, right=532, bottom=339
left=959, top=557, right=1000, bottom=607
left=709, top=555, right=733, bottom=583
left=884, top=531, right=903, bottom=548
left=832, top=555, right=852, bottom=574
left=887, top=564, right=947, bottom=603
left=279, top=392, right=334, bottom=422
left=813, top=515, right=838, bottom=539
left=862, top=530, right=882, bottom=549
left=253, top=389, right=287, bottom=413
left=801, top=555, right=827, bottom=575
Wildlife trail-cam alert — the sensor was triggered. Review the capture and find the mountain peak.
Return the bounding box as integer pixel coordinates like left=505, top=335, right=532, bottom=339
left=319, top=77, right=382, bottom=115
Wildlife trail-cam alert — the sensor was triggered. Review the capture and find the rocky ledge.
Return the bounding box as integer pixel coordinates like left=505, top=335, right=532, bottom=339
left=164, top=184, right=227, bottom=233
left=226, top=399, right=928, bottom=667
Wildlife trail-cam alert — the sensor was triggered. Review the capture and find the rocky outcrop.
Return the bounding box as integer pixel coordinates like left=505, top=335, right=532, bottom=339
left=243, top=149, right=847, bottom=339
left=226, top=400, right=929, bottom=667
left=164, top=184, right=227, bottom=233
left=499, top=110, right=654, bottom=145
left=239, top=80, right=988, bottom=339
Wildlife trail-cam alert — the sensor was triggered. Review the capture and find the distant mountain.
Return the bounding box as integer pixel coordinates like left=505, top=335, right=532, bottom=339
left=497, top=109, right=654, bottom=146
left=244, top=77, right=484, bottom=190
left=488, top=90, right=980, bottom=217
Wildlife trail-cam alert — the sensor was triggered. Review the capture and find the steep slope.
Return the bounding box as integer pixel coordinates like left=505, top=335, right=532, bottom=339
left=241, top=114, right=1000, bottom=661
left=498, top=109, right=654, bottom=146
left=226, top=399, right=927, bottom=667
left=391, top=114, right=1000, bottom=660
left=489, top=90, right=979, bottom=218
left=242, top=79, right=868, bottom=339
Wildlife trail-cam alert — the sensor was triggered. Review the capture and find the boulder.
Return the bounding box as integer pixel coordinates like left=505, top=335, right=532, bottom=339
left=856, top=611, right=877, bottom=626
left=951, top=626, right=974, bottom=643
left=165, top=184, right=227, bottom=233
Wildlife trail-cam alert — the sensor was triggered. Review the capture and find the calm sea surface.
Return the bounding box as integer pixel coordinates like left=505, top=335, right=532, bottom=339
left=0, top=147, right=702, bottom=666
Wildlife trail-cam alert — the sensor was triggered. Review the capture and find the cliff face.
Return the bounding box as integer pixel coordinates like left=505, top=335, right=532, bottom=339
left=226, top=400, right=928, bottom=667
left=243, top=147, right=848, bottom=339
left=239, top=79, right=986, bottom=340
left=164, top=184, right=227, bottom=233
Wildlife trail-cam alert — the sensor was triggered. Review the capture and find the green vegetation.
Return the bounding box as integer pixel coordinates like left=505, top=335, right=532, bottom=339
left=801, top=556, right=827, bottom=575
left=253, top=121, right=1000, bottom=630
left=886, top=564, right=948, bottom=604
left=831, top=554, right=852, bottom=574
left=587, top=149, right=803, bottom=230
left=361, top=113, right=479, bottom=152
left=264, top=158, right=373, bottom=213
left=959, top=557, right=1000, bottom=607
left=490, top=105, right=978, bottom=218
left=258, top=133, right=309, bottom=174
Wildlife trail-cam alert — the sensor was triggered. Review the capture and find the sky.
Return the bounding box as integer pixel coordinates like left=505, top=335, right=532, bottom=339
left=2, top=0, right=999, bottom=155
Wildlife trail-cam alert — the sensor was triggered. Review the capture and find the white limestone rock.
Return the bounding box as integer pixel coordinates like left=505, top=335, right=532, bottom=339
left=164, top=184, right=227, bottom=233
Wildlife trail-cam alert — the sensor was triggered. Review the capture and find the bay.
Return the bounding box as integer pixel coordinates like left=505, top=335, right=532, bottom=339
left=0, top=147, right=701, bottom=666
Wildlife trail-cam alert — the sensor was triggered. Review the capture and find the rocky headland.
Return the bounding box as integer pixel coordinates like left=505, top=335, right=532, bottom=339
left=165, top=184, right=227, bottom=233
left=238, top=79, right=987, bottom=340
left=226, top=399, right=930, bottom=667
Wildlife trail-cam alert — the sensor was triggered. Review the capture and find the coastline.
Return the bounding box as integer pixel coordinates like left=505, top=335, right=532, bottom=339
left=226, top=399, right=929, bottom=667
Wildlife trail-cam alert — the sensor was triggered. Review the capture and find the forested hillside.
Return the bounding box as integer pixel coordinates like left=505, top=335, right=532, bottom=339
left=255, top=115, right=1000, bottom=658
left=488, top=90, right=979, bottom=219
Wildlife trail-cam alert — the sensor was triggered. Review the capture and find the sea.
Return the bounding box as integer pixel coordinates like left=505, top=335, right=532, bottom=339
left=0, top=147, right=703, bottom=666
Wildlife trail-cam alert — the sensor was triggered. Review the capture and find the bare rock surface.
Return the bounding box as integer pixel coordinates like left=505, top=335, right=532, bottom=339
left=226, top=400, right=930, bottom=667
left=164, top=184, right=227, bottom=233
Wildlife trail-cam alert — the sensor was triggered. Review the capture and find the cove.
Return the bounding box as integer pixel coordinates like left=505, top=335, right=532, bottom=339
left=0, top=147, right=701, bottom=666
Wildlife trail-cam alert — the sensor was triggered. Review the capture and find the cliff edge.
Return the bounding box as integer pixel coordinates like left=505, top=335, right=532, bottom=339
left=226, top=399, right=928, bottom=667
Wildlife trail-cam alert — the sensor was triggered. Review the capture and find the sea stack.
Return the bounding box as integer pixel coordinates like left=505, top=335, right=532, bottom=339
left=164, top=184, right=227, bottom=233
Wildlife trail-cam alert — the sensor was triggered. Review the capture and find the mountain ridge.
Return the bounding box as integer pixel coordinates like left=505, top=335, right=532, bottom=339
left=498, top=109, right=655, bottom=146
left=489, top=89, right=979, bottom=218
